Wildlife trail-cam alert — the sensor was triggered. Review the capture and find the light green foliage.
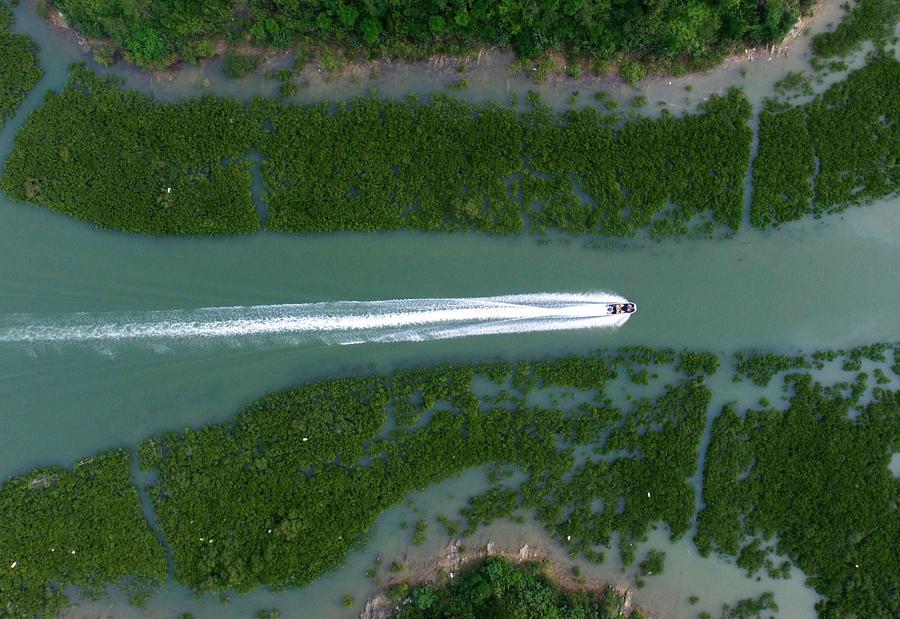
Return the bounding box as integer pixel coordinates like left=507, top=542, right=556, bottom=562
left=395, top=557, right=640, bottom=618
left=0, top=450, right=167, bottom=617
left=696, top=376, right=900, bottom=617
left=1, top=65, right=261, bottom=234
left=0, top=3, right=43, bottom=128
left=620, top=61, right=647, bottom=86
left=412, top=519, right=427, bottom=545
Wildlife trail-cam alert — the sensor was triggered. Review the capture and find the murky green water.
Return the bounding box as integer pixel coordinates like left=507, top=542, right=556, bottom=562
left=2, top=1, right=898, bottom=617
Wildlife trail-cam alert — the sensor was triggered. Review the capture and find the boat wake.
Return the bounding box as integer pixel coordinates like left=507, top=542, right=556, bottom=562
left=0, top=293, right=634, bottom=352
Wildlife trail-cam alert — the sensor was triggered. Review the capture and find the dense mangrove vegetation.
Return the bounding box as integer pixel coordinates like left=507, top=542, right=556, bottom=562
left=751, top=55, right=900, bottom=227
left=51, top=0, right=811, bottom=73
left=0, top=450, right=168, bottom=617
left=1, top=65, right=260, bottom=234
left=1, top=63, right=752, bottom=237
left=138, top=349, right=711, bottom=593
left=391, top=556, right=643, bottom=618
left=0, top=344, right=896, bottom=616
left=4, top=50, right=897, bottom=237
left=696, top=375, right=900, bottom=618
left=0, top=3, right=42, bottom=129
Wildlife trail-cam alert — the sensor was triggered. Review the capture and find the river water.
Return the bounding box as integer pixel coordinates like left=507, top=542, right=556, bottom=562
left=2, top=1, right=898, bottom=618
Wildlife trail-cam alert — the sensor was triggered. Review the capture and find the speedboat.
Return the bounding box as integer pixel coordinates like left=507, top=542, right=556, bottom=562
left=607, top=302, right=637, bottom=315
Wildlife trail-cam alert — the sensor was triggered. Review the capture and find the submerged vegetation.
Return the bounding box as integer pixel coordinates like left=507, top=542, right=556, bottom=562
left=751, top=56, right=900, bottom=228
left=50, top=0, right=811, bottom=74
left=0, top=450, right=167, bottom=617
left=1, top=343, right=895, bottom=617
left=392, top=556, right=641, bottom=618
left=0, top=3, right=43, bottom=129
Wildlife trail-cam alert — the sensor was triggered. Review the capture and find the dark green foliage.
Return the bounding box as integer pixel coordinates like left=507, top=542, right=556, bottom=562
left=394, top=556, right=637, bottom=618
left=0, top=450, right=168, bottom=617
left=138, top=376, right=389, bottom=592
left=812, top=0, right=900, bottom=58
left=262, top=87, right=751, bottom=237
left=638, top=549, right=665, bottom=576
left=6, top=65, right=755, bottom=237
left=51, top=0, right=811, bottom=72
left=751, top=100, right=815, bottom=228
left=719, top=592, right=778, bottom=618
left=678, top=351, right=721, bottom=376
left=261, top=94, right=524, bottom=233
left=735, top=539, right=767, bottom=576
left=752, top=56, right=900, bottom=227
left=773, top=71, right=813, bottom=96
left=0, top=3, right=43, bottom=128
left=461, top=487, right=520, bottom=533
left=696, top=377, right=900, bottom=617
left=523, top=88, right=752, bottom=238
left=733, top=351, right=810, bottom=386
left=842, top=342, right=891, bottom=371
left=222, top=51, right=261, bottom=78
left=1, top=65, right=261, bottom=234
left=808, top=56, right=900, bottom=212
left=137, top=349, right=711, bottom=595
left=536, top=379, right=711, bottom=562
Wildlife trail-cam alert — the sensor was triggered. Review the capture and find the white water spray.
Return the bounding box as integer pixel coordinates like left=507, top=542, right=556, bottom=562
left=0, top=293, right=634, bottom=349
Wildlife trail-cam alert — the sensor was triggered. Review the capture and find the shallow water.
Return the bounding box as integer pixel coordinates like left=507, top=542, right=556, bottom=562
left=3, top=1, right=899, bottom=617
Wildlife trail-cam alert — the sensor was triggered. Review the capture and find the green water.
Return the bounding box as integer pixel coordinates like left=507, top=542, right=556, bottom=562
left=2, top=1, right=899, bottom=617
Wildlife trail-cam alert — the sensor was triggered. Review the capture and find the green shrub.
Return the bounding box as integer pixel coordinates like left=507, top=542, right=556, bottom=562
left=1, top=65, right=261, bottom=234
left=222, top=51, right=261, bottom=78
left=812, top=0, right=900, bottom=58
left=751, top=100, right=815, bottom=228
left=0, top=450, right=167, bottom=617
left=0, top=4, right=43, bottom=128
left=51, top=0, right=810, bottom=73
left=696, top=377, right=900, bottom=617
left=752, top=56, right=900, bottom=227
left=620, top=61, right=647, bottom=86
left=638, top=549, right=665, bottom=576
left=396, top=557, right=639, bottom=618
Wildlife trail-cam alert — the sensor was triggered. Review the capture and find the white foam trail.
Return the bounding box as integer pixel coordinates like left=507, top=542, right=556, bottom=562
left=0, top=293, right=634, bottom=349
